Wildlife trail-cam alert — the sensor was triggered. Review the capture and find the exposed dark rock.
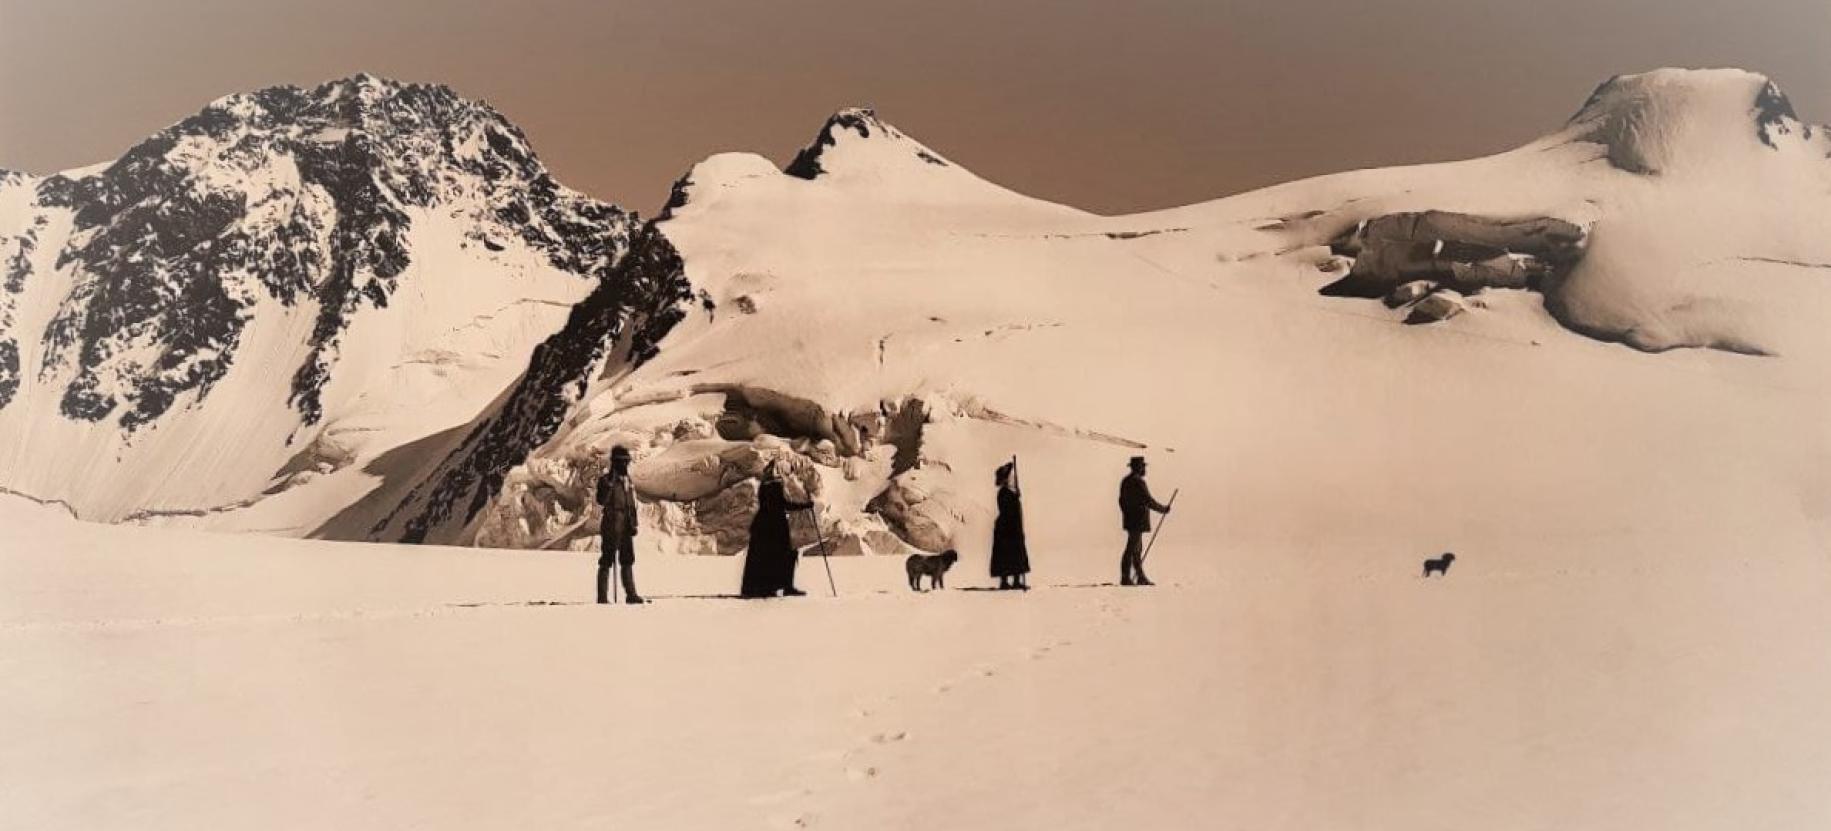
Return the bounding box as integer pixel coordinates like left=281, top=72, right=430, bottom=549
left=1322, top=211, right=1586, bottom=299
left=883, top=398, right=928, bottom=475
left=657, top=170, right=695, bottom=220
left=0, top=339, right=17, bottom=410
left=785, top=108, right=878, bottom=180
left=23, top=74, right=634, bottom=431
left=1755, top=80, right=1801, bottom=149
left=376, top=223, right=693, bottom=543
left=783, top=107, right=946, bottom=181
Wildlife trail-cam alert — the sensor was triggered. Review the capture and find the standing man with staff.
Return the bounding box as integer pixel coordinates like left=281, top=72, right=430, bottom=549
left=595, top=445, right=645, bottom=605
left=1117, top=455, right=1172, bottom=586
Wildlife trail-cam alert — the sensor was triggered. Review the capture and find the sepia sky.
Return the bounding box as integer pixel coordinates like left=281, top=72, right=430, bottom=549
left=2, top=0, right=1828, bottom=215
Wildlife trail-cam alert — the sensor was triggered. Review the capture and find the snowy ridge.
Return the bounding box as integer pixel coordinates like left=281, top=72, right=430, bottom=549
left=666, top=106, right=1089, bottom=225
left=0, top=75, right=651, bottom=526
left=474, top=68, right=1830, bottom=570
left=2, top=67, right=1827, bottom=563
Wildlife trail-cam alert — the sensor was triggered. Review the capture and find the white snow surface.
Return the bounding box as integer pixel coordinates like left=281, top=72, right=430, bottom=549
left=7, top=67, right=1831, bottom=828
left=6, top=493, right=1831, bottom=829
left=0, top=207, right=588, bottom=529
left=496, top=67, right=1831, bottom=566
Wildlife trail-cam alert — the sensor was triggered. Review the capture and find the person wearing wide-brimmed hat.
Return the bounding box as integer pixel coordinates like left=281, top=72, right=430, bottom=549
left=595, top=445, right=644, bottom=604
left=1117, top=456, right=1170, bottom=586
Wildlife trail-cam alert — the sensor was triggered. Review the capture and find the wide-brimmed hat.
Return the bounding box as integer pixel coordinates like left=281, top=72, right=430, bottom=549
left=609, top=446, right=632, bottom=462
left=1128, top=456, right=1148, bottom=469
left=995, top=461, right=1015, bottom=484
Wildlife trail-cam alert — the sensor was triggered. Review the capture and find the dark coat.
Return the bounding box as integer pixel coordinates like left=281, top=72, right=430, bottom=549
left=1119, top=473, right=1167, bottom=533
left=741, top=479, right=812, bottom=597
left=990, top=486, right=1030, bottom=578
left=596, top=473, right=638, bottom=539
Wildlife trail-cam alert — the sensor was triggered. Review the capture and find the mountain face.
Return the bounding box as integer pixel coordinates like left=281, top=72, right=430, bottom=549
left=451, top=67, right=1831, bottom=565
left=4, top=68, right=1826, bottom=562
left=24, top=74, right=630, bottom=429
left=369, top=222, right=690, bottom=544
left=0, top=75, right=681, bottom=527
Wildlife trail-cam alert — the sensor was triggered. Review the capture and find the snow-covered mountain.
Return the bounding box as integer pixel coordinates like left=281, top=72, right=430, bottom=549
left=0, top=75, right=684, bottom=531
left=436, top=68, right=1830, bottom=567
left=10, top=67, right=1831, bottom=831
left=5, top=68, right=1827, bottom=565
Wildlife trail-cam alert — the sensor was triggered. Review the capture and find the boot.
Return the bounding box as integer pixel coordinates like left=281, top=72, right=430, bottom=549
left=596, top=565, right=611, bottom=604
left=620, top=560, right=643, bottom=604
left=781, top=586, right=807, bottom=597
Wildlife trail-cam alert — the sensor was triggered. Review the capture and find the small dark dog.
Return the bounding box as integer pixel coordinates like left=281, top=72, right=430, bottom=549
left=1422, top=552, right=1457, bottom=578
left=906, top=549, right=960, bottom=591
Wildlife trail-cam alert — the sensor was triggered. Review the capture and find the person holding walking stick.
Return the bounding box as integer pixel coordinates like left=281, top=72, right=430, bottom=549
left=990, top=457, right=1030, bottom=590
left=1117, top=455, right=1172, bottom=587
left=595, top=446, right=644, bottom=605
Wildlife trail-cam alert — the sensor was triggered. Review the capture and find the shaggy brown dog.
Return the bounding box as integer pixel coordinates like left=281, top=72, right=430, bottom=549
left=1422, top=552, right=1457, bottom=578
left=906, top=549, right=960, bottom=591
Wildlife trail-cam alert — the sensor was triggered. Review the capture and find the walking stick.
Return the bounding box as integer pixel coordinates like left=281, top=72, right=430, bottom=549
left=802, top=507, right=838, bottom=597
left=1140, top=489, right=1180, bottom=565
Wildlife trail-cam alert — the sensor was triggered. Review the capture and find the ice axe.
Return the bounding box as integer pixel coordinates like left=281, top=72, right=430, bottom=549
left=800, top=507, right=839, bottom=598
left=1140, top=489, right=1180, bottom=565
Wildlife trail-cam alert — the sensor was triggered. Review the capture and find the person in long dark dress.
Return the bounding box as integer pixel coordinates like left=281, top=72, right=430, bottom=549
left=740, top=462, right=815, bottom=598
left=990, top=461, right=1030, bottom=590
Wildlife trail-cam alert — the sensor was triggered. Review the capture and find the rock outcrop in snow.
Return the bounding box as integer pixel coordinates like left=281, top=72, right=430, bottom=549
left=1323, top=211, right=1589, bottom=299
left=1310, top=69, right=1830, bottom=356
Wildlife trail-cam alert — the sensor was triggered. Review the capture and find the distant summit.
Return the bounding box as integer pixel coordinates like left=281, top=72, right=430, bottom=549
left=0, top=74, right=689, bottom=529
left=784, top=107, right=951, bottom=180
left=1564, top=68, right=1829, bottom=175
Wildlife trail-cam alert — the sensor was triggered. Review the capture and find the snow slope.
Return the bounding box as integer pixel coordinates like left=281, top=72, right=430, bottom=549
left=7, top=66, right=1831, bottom=830
left=466, top=71, right=1831, bottom=579
left=7, top=491, right=1830, bottom=830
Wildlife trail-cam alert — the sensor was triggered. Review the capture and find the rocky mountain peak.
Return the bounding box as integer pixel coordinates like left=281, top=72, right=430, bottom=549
left=784, top=106, right=951, bottom=180
left=9, top=75, right=638, bottom=431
